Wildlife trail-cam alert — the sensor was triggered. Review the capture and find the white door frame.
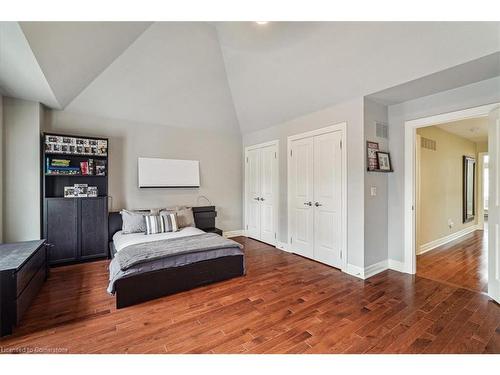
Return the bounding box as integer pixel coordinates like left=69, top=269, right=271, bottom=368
left=404, top=103, right=500, bottom=276
left=244, top=140, right=279, bottom=245
left=287, top=122, right=348, bottom=272
left=478, top=151, right=488, bottom=230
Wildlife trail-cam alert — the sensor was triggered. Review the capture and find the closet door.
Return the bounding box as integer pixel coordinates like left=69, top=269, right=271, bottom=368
left=313, top=131, right=343, bottom=268
left=246, top=148, right=262, bottom=240
left=289, top=137, right=314, bottom=258
left=260, top=144, right=277, bottom=245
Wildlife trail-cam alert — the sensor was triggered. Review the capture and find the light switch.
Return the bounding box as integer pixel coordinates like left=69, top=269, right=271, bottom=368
left=370, top=186, right=377, bottom=196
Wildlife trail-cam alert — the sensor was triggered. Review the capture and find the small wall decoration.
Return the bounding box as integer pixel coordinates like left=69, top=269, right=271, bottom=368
left=376, top=151, right=392, bottom=171
left=64, top=186, right=76, bottom=198
left=64, top=184, right=98, bottom=198
left=44, top=135, right=108, bottom=156
left=366, top=141, right=379, bottom=171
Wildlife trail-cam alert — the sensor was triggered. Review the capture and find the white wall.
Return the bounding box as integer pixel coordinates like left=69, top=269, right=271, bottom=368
left=364, top=99, right=389, bottom=267
left=388, top=77, right=500, bottom=264
left=242, top=98, right=365, bottom=269
left=2, top=97, right=41, bottom=242
left=45, top=110, right=243, bottom=231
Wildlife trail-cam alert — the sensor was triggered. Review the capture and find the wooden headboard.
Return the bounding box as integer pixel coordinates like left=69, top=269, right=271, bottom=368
left=108, top=206, right=217, bottom=242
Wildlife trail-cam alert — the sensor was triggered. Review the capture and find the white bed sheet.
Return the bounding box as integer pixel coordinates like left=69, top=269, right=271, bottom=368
left=113, top=227, right=205, bottom=252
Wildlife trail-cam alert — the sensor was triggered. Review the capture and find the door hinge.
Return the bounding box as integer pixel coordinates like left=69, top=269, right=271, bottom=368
left=274, top=233, right=277, bottom=239
left=275, top=152, right=277, bottom=159
left=340, top=140, right=343, bottom=149
left=290, top=237, right=293, bottom=244
left=246, top=224, right=248, bottom=230
left=246, top=157, right=248, bottom=163
left=290, top=150, right=293, bottom=157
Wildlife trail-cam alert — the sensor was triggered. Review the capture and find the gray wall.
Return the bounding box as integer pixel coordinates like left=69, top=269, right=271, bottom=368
left=388, top=76, right=500, bottom=263
left=363, top=99, right=389, bottom=267
left=0, top=95, right=3, bottom=241
left=2, top=97, right=41, bottom=242
left=45, top=110, right=243, bottom=231
left=242, top=98, right=365, bottom=269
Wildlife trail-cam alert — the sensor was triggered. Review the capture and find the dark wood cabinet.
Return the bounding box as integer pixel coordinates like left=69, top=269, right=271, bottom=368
left=43, top=197, right=108, bottom=265
left=44, top=198, right=78, bottom=264
left=0, top=240, right=47, bottom=337
left=41, top=133, right=109, bottom=266
left=80, top=198, right=108, bottom=260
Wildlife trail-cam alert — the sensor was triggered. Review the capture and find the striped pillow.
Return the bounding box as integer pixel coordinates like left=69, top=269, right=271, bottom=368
left=144, top=214, right=179, bottom=235
left=161, top=212, right=179, bottom=232
left=144, top=215, right=164, bottom=235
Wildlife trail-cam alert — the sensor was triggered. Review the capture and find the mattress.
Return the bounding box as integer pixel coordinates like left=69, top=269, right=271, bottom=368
left=107, top=228, right=244, bottom=294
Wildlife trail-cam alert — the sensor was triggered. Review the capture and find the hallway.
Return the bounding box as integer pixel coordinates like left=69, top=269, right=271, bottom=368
left=417, top=229, right=488, bottom=293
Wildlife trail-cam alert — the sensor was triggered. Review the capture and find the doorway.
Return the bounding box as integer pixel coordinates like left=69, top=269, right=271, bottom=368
left=404, top=103, right=500, bottom=302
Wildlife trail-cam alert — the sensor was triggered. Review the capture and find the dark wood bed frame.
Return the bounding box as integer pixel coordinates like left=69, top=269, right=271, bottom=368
left=108, top=207, right=245, bottom=309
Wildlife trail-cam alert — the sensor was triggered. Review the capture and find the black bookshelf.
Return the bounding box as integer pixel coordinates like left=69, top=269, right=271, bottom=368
left=41, top=132, right=109, bottom=265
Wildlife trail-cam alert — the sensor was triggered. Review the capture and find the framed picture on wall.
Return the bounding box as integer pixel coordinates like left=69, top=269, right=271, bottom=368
left=366, top=141, right=379, bottom=171
left=376, top=151, right=392, bottom=171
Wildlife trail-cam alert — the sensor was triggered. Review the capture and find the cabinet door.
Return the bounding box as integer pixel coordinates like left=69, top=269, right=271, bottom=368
left=45, top=198, right=78, bottom=264
left=80, top=198, right=108, bottom=259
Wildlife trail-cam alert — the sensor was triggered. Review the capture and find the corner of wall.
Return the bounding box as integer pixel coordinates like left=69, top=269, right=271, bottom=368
left=0, top=95, right=3, bottom=242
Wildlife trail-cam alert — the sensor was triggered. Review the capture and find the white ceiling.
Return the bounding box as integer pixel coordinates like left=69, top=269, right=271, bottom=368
left=19, top=21, right=152, bottom=108
left=437, top=117, right=489, bottom=143
left=0, top=22, right=58, bottom=107
left=1, top=21, right=499, bottom=134
left=216, top=22, right=500, bottom=133
left=367, top=52, right=500, bottom=105
left=65, top=22, right=240, bottom=132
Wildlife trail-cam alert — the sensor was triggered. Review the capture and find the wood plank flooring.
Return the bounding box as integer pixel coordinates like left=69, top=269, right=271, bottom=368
left=417, top=229, right=488, bottom=293
left=1, top=237, right=499, bottom=354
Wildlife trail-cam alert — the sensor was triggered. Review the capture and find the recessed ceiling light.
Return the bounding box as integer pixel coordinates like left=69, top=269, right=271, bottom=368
left=256, top=21, right=269, bottom=25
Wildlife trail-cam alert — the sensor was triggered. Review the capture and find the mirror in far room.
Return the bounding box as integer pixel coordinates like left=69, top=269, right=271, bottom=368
left=463, top=155, right=476, bottom=223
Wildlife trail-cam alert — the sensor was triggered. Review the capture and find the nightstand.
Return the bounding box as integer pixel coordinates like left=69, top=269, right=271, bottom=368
left=204, top=227, right=223, bottom=236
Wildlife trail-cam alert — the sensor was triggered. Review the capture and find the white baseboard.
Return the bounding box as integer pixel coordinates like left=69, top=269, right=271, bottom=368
left=276, top=241, right=290, bottom=252
left=345, top=263, right=365, bottom=279
left=364, top=260, right=389, bottom=279
left=346, top=259, right=407, bottom=280
left=388, top=259, right=407, bottom=273
left=223, top=230, right=245, bottom=238
left=418, top=224, right=480, bottom=255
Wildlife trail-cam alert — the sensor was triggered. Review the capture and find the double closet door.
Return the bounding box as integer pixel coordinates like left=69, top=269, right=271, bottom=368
left=289, top=128, right=344, bottom=269
left=245, top=142, right=278, bottom=246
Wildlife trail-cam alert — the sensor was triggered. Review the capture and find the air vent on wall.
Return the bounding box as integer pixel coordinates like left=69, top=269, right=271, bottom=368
left=421, top=137, right=437, bottom=151
left=375, top=122, right=389, bottom=139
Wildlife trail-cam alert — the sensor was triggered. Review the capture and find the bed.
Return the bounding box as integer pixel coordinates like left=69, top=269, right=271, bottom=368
left=107, top=207, right=245, bottom=308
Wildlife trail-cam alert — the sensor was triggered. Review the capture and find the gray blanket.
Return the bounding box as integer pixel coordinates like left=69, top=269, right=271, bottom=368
left=116, top=233, right=243, bottom=271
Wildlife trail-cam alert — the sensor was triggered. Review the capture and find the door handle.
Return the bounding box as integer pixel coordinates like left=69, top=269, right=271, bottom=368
left=260, top=197, right=265, bottom=201
left=304, top=202, right=312, bottom=206
left=315, top=202, right=322, bottom=207
left=254, top=197, right=260, bottom=201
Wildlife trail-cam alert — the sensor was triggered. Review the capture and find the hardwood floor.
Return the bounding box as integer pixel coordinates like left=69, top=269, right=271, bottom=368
left=1, top=237, right=499, bottom=354
left=417, top=229, right=488, bottom=293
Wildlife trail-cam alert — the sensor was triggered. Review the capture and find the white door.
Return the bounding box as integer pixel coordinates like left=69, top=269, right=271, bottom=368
left=259, top=144, right=277, bottom=245
left=488, top=107, right=500, bottom=303
left=246, top=148, right=261, bottom=240
left=313, top=131, right=343, bottom=268
left=290, top=137, right=314, bottom=258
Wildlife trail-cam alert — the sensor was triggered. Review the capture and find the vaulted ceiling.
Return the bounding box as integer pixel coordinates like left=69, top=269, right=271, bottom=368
left=1, top=21, right=499, bottom=134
